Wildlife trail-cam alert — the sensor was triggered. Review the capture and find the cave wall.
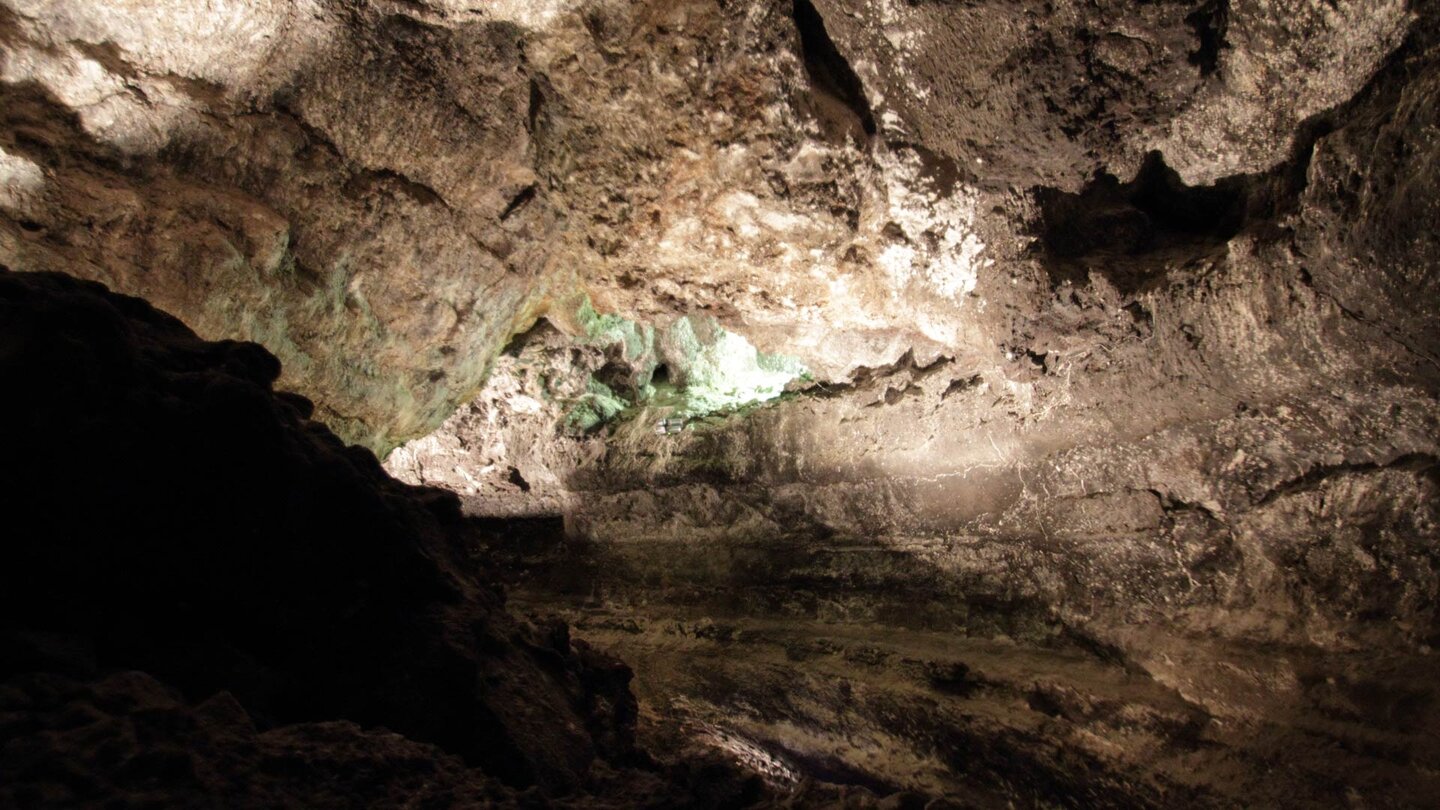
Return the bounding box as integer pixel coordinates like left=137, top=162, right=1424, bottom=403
left=3, top=0, right=1440, bottom=806
left=0, top=0, right=552, bottom=450
left=0, top=269, right=614, bottom=802
left=381, top=1, right=1440, bottom=804
left=7, top=0, right=1413, bottom=453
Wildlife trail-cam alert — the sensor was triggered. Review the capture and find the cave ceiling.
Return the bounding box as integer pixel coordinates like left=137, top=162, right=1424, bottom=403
left=3, top=0, right=1440, bottom=805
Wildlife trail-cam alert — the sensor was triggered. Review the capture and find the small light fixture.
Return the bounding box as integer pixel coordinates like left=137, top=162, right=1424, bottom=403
left=654, top=416, right=687, bottom=435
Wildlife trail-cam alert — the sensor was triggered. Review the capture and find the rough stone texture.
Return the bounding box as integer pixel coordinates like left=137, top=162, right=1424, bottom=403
left=811, top=0, right=1411, bottom=188
left=0, top=0, right=1417, bottom=445
left=1, top=670, right=535, bottom=809
left=5, top=0, right=1440, bottom=806
left=384, top=320, right=610, bottom=518
left=0, top=268, right=645, bottom=789
left=386, top=1, right=1440, bottom=805
left=0, top=668, right=784, bottom=809
left=0, top=0, right=551, bottom=450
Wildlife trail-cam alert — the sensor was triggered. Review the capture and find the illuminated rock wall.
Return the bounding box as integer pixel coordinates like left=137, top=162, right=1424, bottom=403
left=3, top=0, right=1439, bottom=805
left=386, top=1, right=1440, bottom=804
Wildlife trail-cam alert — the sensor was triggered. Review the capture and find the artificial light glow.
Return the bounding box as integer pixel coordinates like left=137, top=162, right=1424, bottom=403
left=656, top=314, right=809, bottom=417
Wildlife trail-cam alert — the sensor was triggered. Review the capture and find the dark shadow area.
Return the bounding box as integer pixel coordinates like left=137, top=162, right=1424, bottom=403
left=1186, top=0, right=1230, bottom=76
left=1035, top=151, right=1248, bottom=293
left=0, top=268, right=765, bottom=807
left=792, top=0, right=876, bottom=144
left=503, top=316, right=564, bottom=357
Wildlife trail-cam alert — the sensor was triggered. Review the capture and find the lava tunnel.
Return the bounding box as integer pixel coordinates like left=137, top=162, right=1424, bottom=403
left=2, top=0, right=1439, bottom=808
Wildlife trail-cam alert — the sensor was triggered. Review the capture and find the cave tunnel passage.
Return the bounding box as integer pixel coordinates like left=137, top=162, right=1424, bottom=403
left=1035, top=151, right=1250, bottom=293
left=3, top=0, right=1440, bottom=807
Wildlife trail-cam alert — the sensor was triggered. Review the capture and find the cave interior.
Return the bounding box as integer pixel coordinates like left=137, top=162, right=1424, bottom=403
left=2, top=0, right=1439, bottom=807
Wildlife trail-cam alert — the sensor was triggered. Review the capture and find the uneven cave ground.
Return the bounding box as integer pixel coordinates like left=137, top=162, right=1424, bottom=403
left=3, top=0, right=1440, bottom=808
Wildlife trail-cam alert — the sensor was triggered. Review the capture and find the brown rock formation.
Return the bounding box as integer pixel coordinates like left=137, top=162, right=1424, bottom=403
left=0, top=269, right=769, bottom=806
left=3, top=0, right=1439, bottom=806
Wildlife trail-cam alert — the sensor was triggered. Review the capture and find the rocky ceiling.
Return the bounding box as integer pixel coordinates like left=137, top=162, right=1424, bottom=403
left=2, top=0, right=1439, bottom=806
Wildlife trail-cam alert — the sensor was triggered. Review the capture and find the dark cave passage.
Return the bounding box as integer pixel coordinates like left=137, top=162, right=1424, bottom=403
left=2, top=1, right=1439, bottom=807
left=1035, top=151, right=1249, bottom=293
left=792, top=0, right=877, bottom=143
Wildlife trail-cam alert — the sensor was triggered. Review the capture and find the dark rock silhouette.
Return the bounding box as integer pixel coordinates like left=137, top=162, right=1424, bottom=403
left=0, top=269, right=754, bottom=806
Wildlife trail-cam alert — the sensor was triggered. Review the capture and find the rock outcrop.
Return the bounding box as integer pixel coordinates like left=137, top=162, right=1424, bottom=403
left=382, top=1, right=1440, bottom=806
left=4, top=0, right=1440, bottom=806
left=5, top=0, right=1413, bottom=453
left=0, top=269, right=773, bottom=807
left=0, top=0, right=550, bottom=451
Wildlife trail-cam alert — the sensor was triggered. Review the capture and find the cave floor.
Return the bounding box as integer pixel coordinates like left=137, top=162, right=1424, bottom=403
left=507, top=585, right=1440, bottom=808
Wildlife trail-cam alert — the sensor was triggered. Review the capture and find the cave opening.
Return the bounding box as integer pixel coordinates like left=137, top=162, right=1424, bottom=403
left=792, top=0, right=877, bottom=144
left=1035, top=150, right=1250, bottom=292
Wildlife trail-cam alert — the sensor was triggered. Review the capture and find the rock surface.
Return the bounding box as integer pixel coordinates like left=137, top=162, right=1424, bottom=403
left=4, top=0, right=1440, bottom=806
left=0, top=269, right=788, bottom=807
left=0, top=0, right=550, bottom=450
left=384, top=1, right=1440, bottom=805
left=7, top=0, right=1412, bottom=451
